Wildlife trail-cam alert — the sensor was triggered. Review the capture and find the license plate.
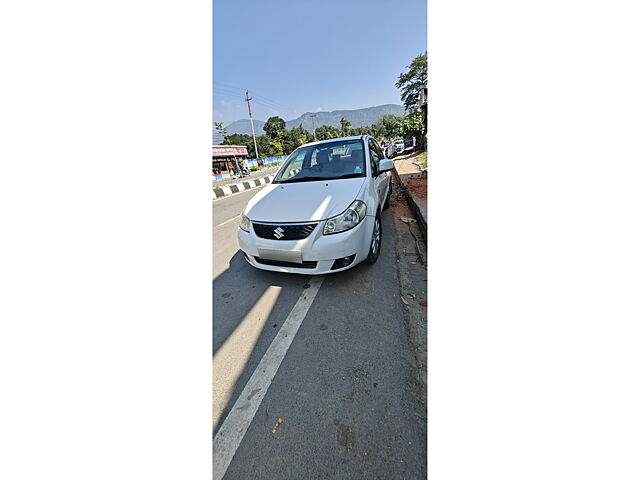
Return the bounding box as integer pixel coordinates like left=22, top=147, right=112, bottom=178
left=257, top=248, right=303, bottom=264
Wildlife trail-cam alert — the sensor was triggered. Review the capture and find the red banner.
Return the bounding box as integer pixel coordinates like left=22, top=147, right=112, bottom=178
left=212, top=146, right=248, bottom=157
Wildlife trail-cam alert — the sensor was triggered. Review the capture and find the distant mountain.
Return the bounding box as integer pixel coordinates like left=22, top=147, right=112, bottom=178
left=285, top=104, right=405, bottom=131
left=216, top=104, right=404, bottom=143
left=218, top=118, right=266, bottom=140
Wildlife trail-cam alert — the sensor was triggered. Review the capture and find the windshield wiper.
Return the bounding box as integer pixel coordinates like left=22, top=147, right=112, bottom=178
left=275, top=173, right=365, bottom=184
left=276, top=176, right=334, bottom=183
left=334, top=173, right=365, bottom=179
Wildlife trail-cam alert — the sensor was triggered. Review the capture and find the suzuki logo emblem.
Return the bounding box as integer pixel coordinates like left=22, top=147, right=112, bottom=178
left=273, top=227, right=285, bottom=239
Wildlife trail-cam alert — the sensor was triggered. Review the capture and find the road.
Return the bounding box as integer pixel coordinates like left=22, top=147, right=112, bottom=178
left=212, top=165, right=281, bottom=188
left=213, top=184, right=426, bottom=479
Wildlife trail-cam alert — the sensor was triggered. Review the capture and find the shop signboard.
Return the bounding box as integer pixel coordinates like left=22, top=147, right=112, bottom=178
left=212, top=146, right=248, bottom=157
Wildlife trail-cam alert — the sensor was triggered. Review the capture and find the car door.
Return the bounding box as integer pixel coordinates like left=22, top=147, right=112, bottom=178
left=372, top=138, right=391, bottom=200
left=373, top=140, right=391, bottom=201
left=367, top=138, right=385, bottom=208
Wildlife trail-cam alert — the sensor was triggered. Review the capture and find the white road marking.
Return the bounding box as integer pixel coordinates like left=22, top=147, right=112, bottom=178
left=213, top=285, right=282, bottom=430
left=212, top=276, right=325, bottom=480
left=216, top=215, right=240, bottom=227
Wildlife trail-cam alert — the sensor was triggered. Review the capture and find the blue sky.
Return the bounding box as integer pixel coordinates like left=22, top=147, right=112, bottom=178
left=213, top=0, right=427, bottom=125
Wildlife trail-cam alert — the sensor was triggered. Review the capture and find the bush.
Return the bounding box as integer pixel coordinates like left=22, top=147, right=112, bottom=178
left=250, top=166, right=258, bottom=172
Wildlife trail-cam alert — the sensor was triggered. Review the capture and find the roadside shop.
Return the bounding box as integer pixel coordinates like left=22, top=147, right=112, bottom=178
left=212, top=145, right=248, bottom=179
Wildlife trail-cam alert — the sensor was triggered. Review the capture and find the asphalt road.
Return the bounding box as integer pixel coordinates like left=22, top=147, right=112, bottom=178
left=213, top=187, right=426, bottom=480
left=212, top=165, right=281, bottom=188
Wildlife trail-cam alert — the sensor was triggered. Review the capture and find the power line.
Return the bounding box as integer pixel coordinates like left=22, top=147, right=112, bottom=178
left=251, top=94, right=288, bottom=109
left=214, top=81, right=289, bottom=109
left=214, top=81, right=246, bottom=91
left=213, top=88, right=246, bottom=99
left=214, top=88, right=282, bottom=113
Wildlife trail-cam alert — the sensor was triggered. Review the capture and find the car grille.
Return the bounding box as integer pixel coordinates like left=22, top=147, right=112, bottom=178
left=252, top=222, right=318, bottom=240
left=254, top=257, right=318, bottom=269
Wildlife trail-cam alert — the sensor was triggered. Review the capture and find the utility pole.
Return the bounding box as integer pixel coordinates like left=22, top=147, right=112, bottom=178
left=245, top=91, right=260, bottom=162
left=310, top=114, right=317, bottom=141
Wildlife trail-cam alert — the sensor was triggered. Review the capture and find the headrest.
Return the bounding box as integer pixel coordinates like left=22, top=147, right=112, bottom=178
left=349, top=149, right=363, bottom=163
left=316, top=150, right=330, bottom=165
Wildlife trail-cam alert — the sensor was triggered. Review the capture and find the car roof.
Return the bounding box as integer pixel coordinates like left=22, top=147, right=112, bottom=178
left=301, top=135, right=367, bottom=148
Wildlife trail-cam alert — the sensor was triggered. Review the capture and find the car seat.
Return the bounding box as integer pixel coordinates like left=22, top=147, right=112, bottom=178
left=316, top=150, right=332, bottom=172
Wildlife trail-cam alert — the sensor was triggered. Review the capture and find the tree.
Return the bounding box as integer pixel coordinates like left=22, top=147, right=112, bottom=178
left=395, top=52, right=428, bottom=113
left=222, top=133, right=252, bottom=147
left=398, top=110, right=425, bottom=149
left=213, top=122, right=227, bottom=143
left=287, top=125, right=312, bottom=153
left=370, top=122, right=385, bottom=141
left=348, top=126, right=371, bottom=137
left=263, top=116, right=286, bottom=139
left=268, top=129, right=288, bottom=157
left=254, top=135, right=271, bottom=158
left=375, top=114, right=402, bottom=139
left=268, top=138, right=284, bottom=156
left=315, top=125, right=341, bottom=141
left=222, top=133, right=265, bottom=158
left=340, top=118, right=351, bottom=137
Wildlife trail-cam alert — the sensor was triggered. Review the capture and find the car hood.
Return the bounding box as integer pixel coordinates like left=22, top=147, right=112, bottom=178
left=245, top=177, right=367, bottom=223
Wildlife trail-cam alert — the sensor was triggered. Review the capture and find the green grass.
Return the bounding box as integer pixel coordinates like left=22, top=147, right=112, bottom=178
left=414, top=151, right=428, bottom=170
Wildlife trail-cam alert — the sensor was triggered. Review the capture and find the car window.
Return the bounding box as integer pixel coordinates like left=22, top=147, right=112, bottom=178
left=281, top=151, right=306, bottom=178
left=372, top=138, right=385, bottom=159
left=368, top=138, right=380, bottom=175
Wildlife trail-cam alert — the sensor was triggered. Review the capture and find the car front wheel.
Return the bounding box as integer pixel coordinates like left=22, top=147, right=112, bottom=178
left=365, top=214, right=381, bottom=264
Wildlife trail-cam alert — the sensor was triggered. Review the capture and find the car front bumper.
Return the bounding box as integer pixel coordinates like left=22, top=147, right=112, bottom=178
left=237, top=215, right=375, bottom=275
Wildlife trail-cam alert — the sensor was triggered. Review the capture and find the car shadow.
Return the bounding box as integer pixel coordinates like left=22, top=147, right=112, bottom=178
left=213, top=249, right=312, bottom=434
left=213, top=250, right=313, bottom=355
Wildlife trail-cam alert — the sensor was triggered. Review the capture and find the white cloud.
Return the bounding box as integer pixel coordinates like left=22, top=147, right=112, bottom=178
left=315, top=107, right=323, bottom=112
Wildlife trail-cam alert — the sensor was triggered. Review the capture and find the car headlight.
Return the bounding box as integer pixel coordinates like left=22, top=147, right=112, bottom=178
left=239, top=212, right=250, bottom=232
left=323, top=200, right=367, bottom=235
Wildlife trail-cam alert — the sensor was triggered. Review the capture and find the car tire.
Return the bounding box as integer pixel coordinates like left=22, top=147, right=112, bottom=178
left=365, top=213, right=382, bottom=264
left=383, top=180, right=392, bottom=210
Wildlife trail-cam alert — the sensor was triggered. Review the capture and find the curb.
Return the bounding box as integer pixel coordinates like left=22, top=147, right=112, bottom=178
left=212, top=175, right=274, bottom=199
left=392, top=168, right=427, bottom=239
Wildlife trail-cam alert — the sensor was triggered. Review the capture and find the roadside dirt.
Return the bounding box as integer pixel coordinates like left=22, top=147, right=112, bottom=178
left=403, top=174, right=427, bottom=202
left=389, top=178, right=427, bottom=406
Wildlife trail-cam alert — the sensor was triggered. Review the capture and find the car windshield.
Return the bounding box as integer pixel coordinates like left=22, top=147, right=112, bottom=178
left=272, top=139, right=366, bottom=184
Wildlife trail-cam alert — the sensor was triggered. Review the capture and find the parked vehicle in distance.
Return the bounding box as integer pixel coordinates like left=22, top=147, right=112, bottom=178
left=386, top=140, right=397, bottom=158
left=381, top=141, right=394, bottom=158
left=237, top=136, right=394, bottom=274
left=394, top=139, right=405, bottom=154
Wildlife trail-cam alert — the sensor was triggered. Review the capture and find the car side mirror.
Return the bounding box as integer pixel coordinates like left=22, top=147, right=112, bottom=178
left=378, top=158, right=394, bottom=173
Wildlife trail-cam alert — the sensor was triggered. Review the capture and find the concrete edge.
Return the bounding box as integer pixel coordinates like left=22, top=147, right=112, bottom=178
left=392, top=168, right=427, bottom=239
left=212, top=175, right=274, bottom=199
